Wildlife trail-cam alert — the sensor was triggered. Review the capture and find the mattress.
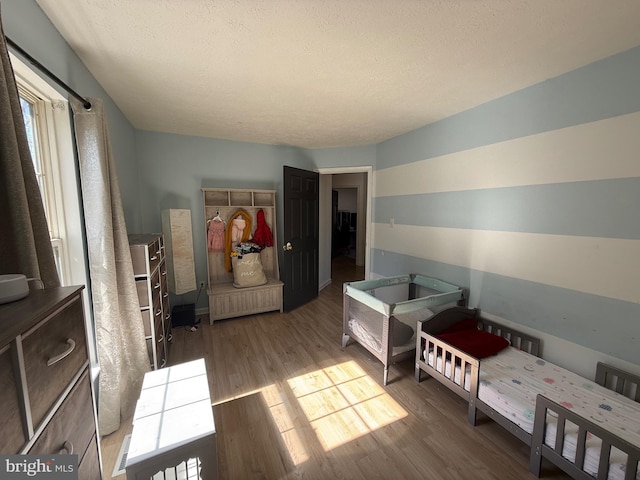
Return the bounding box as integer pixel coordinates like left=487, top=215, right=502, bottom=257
left=426, top=348, right=471, bottom=388
left=349, top=305, right=433, bottom=355
left=424, top=347, right=640, bottom=479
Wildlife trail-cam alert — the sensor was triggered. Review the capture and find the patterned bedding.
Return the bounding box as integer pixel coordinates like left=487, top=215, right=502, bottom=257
left=424, top=347, right=640, bottom=479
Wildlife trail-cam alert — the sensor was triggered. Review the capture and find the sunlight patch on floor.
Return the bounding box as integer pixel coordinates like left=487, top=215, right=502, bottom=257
left=261, top=383, right=310, bottom=466
left=287, top=360, right=407, bottom=451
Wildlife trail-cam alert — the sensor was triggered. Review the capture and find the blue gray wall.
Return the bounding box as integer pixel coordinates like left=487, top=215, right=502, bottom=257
left=373, top=46, right=640, bottom=372
left=135, top=131, right=305, bottom=302
left=134, top=131, right=374, bottom=307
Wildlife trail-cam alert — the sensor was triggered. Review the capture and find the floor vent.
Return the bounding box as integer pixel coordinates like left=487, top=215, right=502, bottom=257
left=111, top=434, right=131, bottom=477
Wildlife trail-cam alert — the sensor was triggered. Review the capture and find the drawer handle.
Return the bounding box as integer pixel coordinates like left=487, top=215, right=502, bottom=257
left=163, top=292, right=168, bottom=298
left=47, top=339, right=76, bottom=367
left=59, top=440, right=74, bottom=455
left=154, top=283, right=161, bottom=289
left=150, top=255, right=158, bottom=261
left=155, top=309, right=162, bottom=317
left=160, top=358, right=167, bottom=368
left=161, top=270, right=167, bottom=276
left=157, top=334, right=164, bottom=343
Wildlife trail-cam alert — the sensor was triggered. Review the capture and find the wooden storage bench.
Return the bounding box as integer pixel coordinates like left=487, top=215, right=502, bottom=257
left=207, top=278, right=283, bottom=321
left=202, top=188, right=283, bottom=323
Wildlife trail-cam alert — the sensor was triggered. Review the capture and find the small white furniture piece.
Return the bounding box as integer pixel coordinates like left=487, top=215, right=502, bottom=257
left=126, top=358, right=217, bottom=480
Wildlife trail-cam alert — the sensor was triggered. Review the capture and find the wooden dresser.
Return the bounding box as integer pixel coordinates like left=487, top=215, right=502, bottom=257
left=0, top=286, right=101, bottom=479
left=129, top=233, right=172, bottom=369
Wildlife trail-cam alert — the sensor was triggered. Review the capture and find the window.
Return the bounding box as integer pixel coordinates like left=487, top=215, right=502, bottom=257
left=18, top=85, right=68, bottom=283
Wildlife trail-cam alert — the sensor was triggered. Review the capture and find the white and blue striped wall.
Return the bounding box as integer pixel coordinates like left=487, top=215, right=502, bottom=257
left=372, top=46, right=640, bottom=376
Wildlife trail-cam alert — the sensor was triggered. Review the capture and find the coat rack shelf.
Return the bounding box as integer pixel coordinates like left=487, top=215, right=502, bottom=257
left=202, top=188, right=283, bottom=323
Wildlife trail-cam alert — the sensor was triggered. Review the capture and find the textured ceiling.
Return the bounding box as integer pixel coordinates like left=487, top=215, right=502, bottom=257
left=36, top=0, right=640, bottom=148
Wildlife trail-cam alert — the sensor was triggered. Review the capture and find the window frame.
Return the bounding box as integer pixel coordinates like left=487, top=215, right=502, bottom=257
left=17, top=83, right=70, bottom=284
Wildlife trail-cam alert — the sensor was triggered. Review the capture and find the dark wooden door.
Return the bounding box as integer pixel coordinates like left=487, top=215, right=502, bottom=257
left=282, top=166, right=319, bottom=311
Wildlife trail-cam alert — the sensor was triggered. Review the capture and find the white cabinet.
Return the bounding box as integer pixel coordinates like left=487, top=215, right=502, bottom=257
left=129, top=233, right=171, bottom=369
left=202, top=188, right=283, bottom=322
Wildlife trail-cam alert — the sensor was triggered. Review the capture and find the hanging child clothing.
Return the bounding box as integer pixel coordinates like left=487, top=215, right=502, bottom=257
left=231, top=217, right=246, bottom=246
left=207, top=217, right=225, bottom=252
left=252, top=209, right=273, bottom=248
left=224, top=209, right=252, bottom=272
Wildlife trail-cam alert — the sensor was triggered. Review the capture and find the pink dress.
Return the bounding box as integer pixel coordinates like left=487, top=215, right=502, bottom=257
left=207, top=220, right=225, bottom=252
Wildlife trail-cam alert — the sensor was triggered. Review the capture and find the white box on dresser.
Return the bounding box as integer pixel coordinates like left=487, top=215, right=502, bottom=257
left=0, top=285, right=101, bottom=479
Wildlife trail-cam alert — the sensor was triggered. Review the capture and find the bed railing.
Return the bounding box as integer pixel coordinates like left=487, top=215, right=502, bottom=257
left=530, top=394, right=640, bottom=480
left=595, top=362, right=640, bottom=402
left=477, top=317, right=540, bottom=356
left=415, top=331, right=480, bottom=401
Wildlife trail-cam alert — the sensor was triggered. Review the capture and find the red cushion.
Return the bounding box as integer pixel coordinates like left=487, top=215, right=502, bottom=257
left=438, top=318, right=478, bottom=335
left=436, top=329, right=509, bottom=359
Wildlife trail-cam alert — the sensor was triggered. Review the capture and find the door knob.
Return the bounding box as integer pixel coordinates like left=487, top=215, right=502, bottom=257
left=283, top=242, right=292, bottom=251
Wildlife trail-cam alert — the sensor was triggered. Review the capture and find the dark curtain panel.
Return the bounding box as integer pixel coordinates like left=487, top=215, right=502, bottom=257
left=0, top=10, right=59, bottom=287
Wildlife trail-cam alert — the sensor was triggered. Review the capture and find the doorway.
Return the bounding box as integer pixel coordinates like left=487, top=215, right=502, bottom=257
left=317, top=166, right=372, bottom=289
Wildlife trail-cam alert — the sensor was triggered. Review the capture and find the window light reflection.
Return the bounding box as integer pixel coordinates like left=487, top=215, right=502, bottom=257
left=287, top=361, right=407, bottom=451
left=261, top=384, right=310, bottom=465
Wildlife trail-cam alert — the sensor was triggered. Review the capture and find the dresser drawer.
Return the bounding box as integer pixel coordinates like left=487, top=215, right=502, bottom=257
left=156, top=332, right=166, bottom=368
left=162, top=295, right=172, bottom=341
left=77, top=434, right=101, bottom=480
left=22, top=296, right=87, bottom=428
left=160, top=261, right=168, bottom=293
left=135, top=267, right=161, bottom=310
left=145, top=338, right=153, bottom=367
left=150, top=269, right=162, bottom=313
left=29, top=370, right=94, bottom=459
left=131, top=243, right=159, bottom=276
left=135, top=279, right=150, bottom=308
left=0, top=344, right=26, bottom=453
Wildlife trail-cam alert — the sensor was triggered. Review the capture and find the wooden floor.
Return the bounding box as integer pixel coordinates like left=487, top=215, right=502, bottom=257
left=101, top=256, right=570, bottom=479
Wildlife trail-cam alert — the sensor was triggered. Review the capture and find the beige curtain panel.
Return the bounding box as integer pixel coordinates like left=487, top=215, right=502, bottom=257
left=71, top=97, right=149, bottom=436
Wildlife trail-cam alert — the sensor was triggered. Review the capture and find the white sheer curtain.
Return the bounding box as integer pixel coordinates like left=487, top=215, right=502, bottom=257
left=71, top=97, right=149, bottom=435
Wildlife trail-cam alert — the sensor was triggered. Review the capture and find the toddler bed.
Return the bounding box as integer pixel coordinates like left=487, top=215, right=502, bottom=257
left=530, top=362, right=640, bottom=480
left=342, top=273, right=464, bottom=385
left=414, top=307, right=640, bottom=480
left=414, top=306, right=540, bottom=432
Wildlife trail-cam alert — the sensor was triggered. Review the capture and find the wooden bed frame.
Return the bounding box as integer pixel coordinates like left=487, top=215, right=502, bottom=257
left=414, top=306, right=541, bottom=439
left=343, top=274, right=465, bottom=385
left=415, top=307, right=640, bottom=479
left=530, top=362, right=640, bottom=480
left=414, top=306, right=481, bottom=399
